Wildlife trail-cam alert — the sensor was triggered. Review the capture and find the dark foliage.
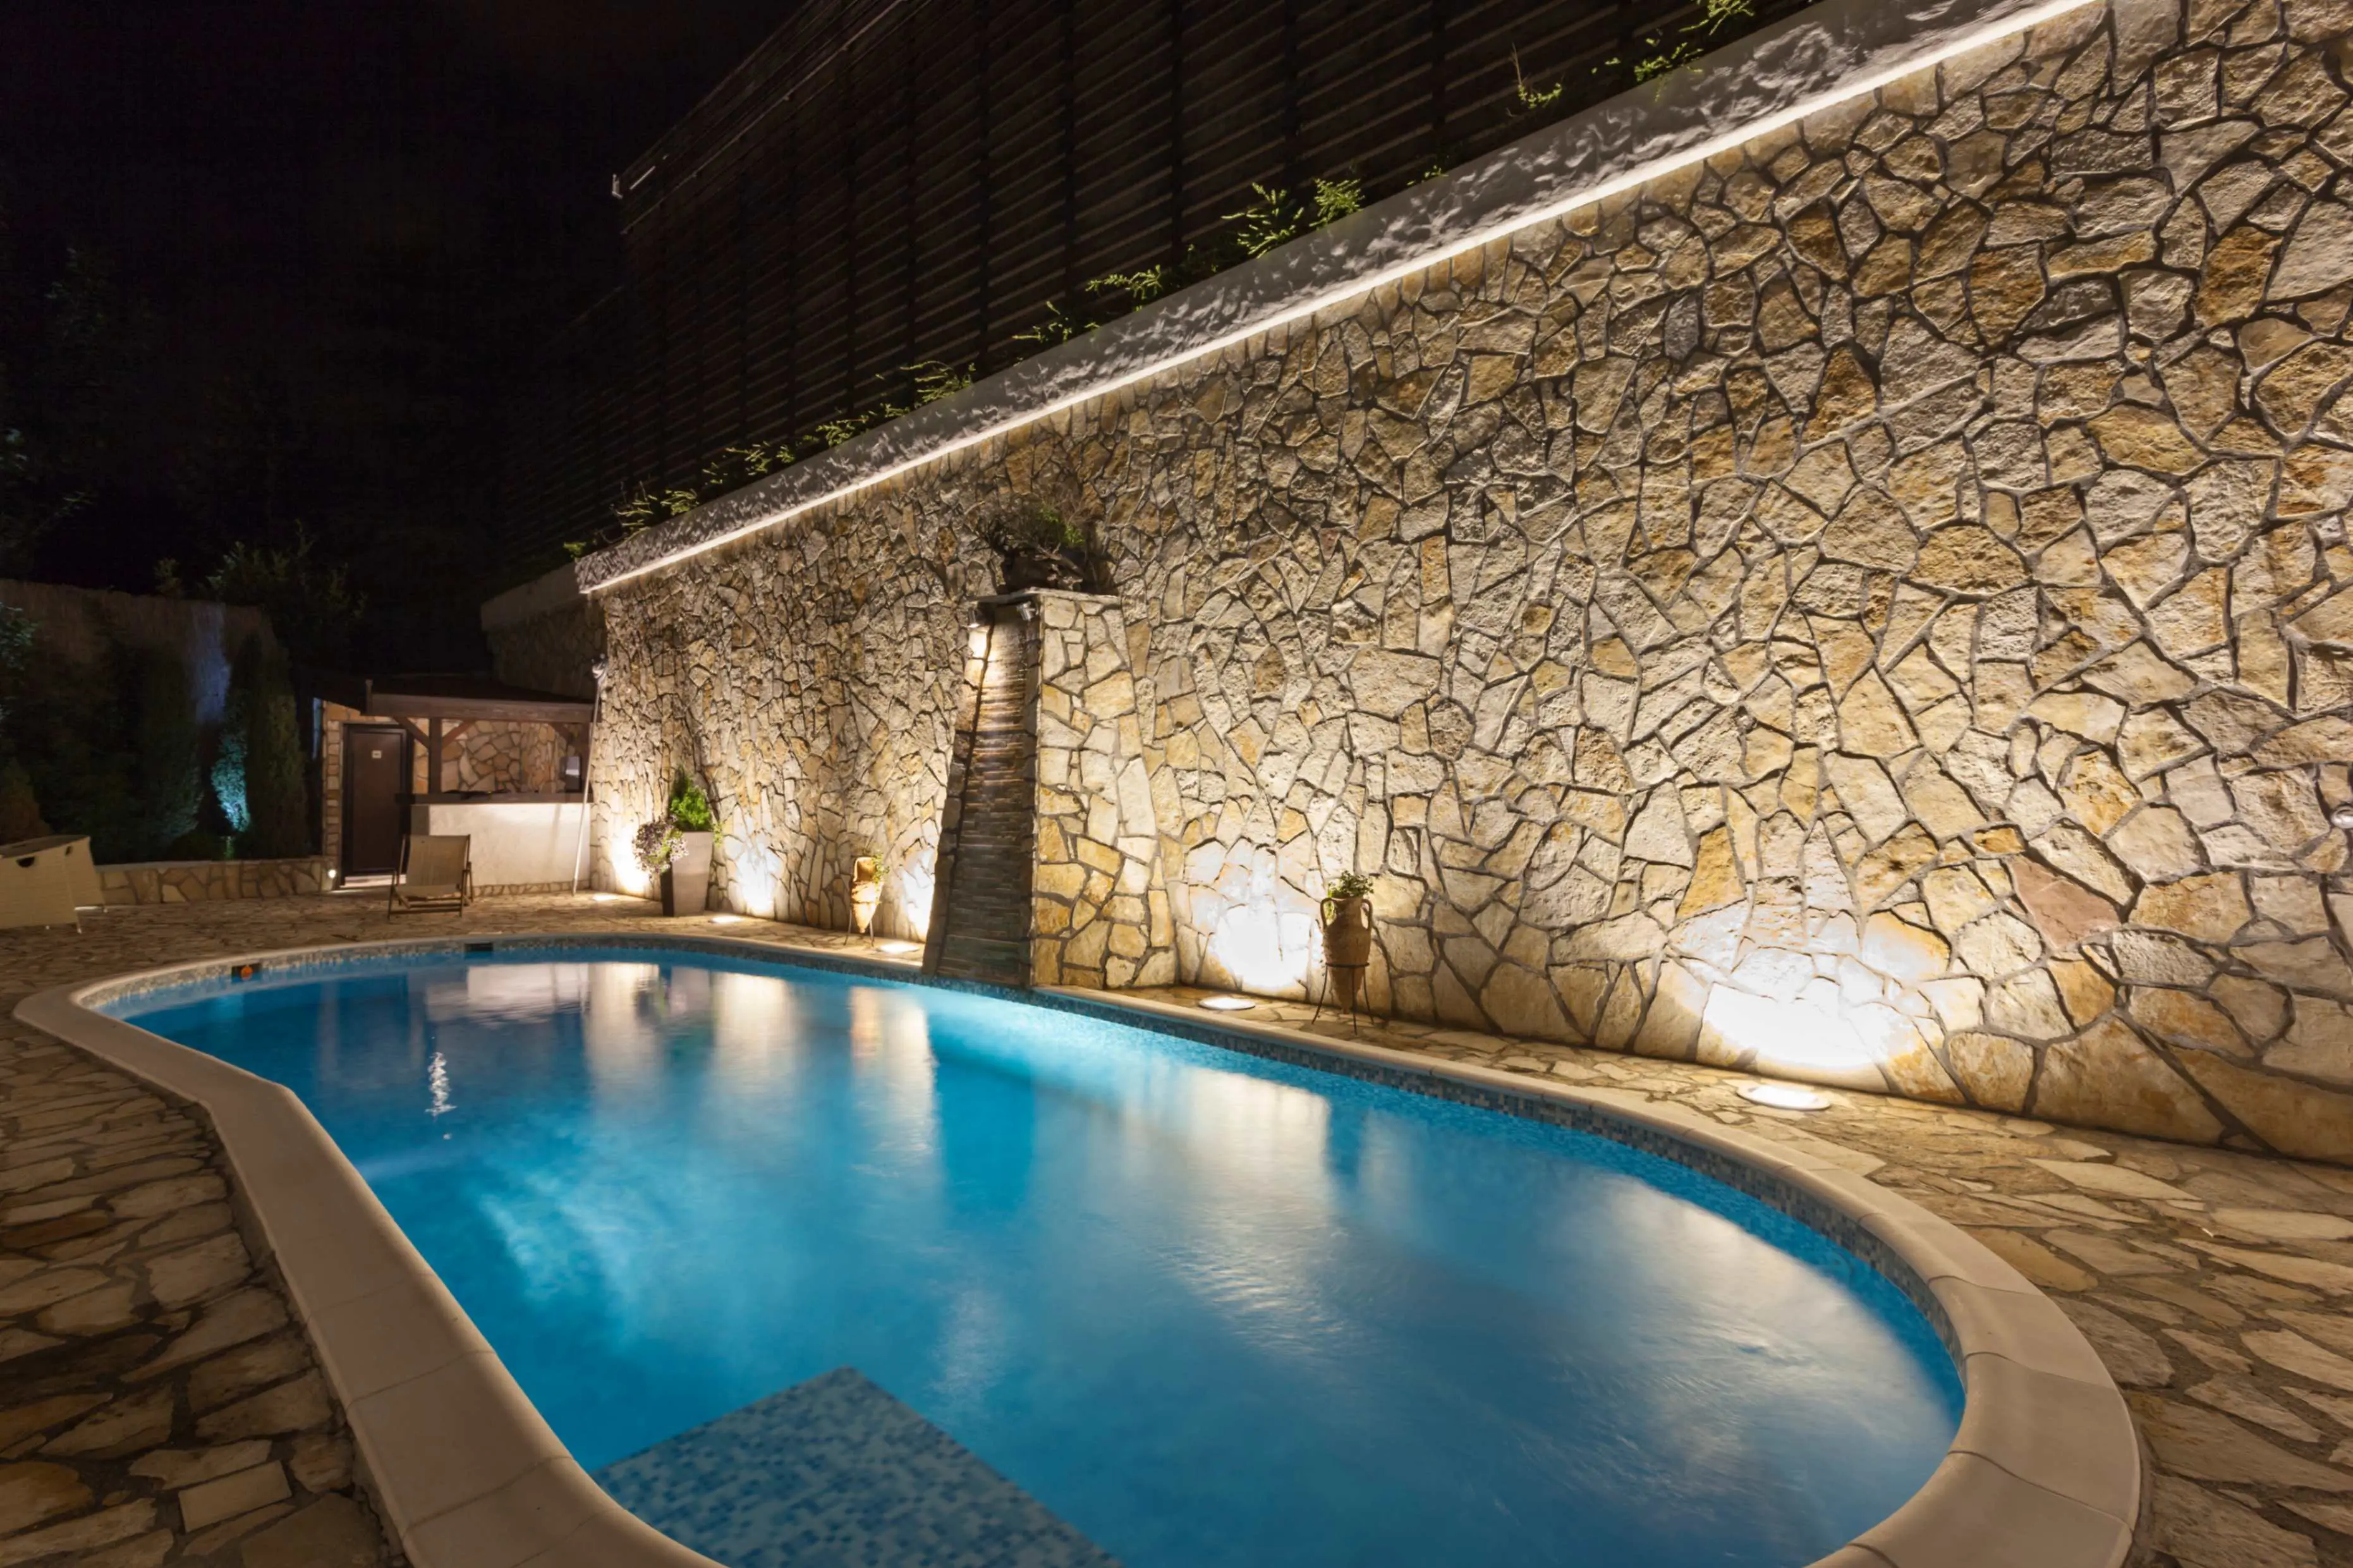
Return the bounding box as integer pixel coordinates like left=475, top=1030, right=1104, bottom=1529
left=236, top=636, right=307, bottom=858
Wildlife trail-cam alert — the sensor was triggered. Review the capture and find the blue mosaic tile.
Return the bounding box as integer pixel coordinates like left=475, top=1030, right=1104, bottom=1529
left=592, top=1366, right=1123, bottom=1568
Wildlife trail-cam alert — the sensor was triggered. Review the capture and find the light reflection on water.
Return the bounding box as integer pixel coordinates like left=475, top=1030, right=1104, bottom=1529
left=116, top=952, right=1961, bottom=1568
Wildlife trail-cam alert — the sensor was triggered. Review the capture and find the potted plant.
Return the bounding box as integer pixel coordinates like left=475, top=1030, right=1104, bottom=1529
left=971, top=497, right=1114, bottom=593
left=850, top=853, right=883, bottom=934
left=663, top=770, right=718, bottom=915
left=1320, top=870, right=1377, bottom=1018
left=633, top=818, right=684, bottom=911
left=1322, top=871, right=1376, bottom=968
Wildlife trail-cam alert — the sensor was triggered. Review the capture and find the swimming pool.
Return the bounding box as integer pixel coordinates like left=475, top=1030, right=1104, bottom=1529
left=111, top=946, right=1962, bottom=1568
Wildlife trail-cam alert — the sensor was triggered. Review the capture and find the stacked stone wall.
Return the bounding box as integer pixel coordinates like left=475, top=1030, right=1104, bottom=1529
left=1029, top=592, right=1177, bottom=988
left=493, top=0, right=2353, bottom=1159
left=444, top=721, right=579, bottom=795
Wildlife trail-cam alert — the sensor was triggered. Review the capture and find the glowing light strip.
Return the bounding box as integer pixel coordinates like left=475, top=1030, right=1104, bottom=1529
left=589, top=0, right=2095, bottom=594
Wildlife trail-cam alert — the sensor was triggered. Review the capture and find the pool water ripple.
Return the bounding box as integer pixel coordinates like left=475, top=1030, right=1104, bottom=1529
left=114, top=950, right=1962, bottom=1568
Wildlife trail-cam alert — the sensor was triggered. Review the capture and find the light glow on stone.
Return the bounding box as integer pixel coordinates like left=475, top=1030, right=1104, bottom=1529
left=1737, top=1082, right=1832, bottom=1112
left=710, top=914, right=745, bottom=925
left=1206, top=898, right=1316, bottom=996
left=1201, top=995, right=1256, bottom=1012
left=877, top=940, right=920, bottom=956
left=899, top=862, right=936, bottom=938
left=1699, top=987, right=1892, bottom=1091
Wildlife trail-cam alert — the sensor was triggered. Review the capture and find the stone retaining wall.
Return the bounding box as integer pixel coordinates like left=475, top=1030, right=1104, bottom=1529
left=100, top=858, right=334, bottom=906
left=1027, top=592, right=1177, bottom=989
left=490, top=0, right=2353, bottom=1160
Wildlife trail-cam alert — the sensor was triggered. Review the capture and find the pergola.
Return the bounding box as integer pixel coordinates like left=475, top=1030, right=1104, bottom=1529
left=328, top=674, right=594, bottom=796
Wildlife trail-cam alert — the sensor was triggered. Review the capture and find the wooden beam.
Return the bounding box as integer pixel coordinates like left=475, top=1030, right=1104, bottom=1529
left=364, top=695, right=592, bottom=724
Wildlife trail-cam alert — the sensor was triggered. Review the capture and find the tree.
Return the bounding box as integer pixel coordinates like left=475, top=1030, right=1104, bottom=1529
left=0, top=203, right=149, bottom=574
left=236, top=637, right=307, bottom=858
left=0, top=762, right=45, bottom=842
left=198, top=526, right=365, bottom=668
left=133, top=646, right=202, bottom=856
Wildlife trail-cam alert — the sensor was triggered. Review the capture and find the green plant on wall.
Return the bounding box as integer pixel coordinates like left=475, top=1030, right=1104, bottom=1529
left=1596, top=0, right=1756, bottom=90
left=1511, top=49, right=1564, bottom=114
left=908, top=360, right=976, bottom=404
left=1011, top=302, right=1097, bottom=348
left=616, top=482, right=702, bottom=536
left=1311, top=178, right=1364, bottom=227
left=698, top=439, right=794, bottom=495
left=1224, top=176, right=1363, bottom=260
left=1084, top=266, right=1172, bottom=308
left=1226, top=184, right=1306, bottom=259
left=564, top=7, right=1785, bottom=573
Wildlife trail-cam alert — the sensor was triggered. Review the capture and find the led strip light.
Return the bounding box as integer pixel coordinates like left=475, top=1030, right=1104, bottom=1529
left=587, top=0, right=2097, bottom=595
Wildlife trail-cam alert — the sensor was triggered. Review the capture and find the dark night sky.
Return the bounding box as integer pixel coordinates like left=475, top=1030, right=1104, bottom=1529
left=0, top=0, right=791, bottom=664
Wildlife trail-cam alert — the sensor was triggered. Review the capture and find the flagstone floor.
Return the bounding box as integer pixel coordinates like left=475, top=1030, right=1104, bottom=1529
left=1, top=891, right=2349, bottom=1566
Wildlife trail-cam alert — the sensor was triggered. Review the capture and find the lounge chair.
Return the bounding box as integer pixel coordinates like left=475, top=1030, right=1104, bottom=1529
left=388, top=834, right=471, bottom=916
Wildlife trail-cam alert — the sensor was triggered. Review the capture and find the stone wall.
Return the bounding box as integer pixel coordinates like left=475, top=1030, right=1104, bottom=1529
left=444, top=721, right=580, bottom=795
left=491, top=0, right=2353, bottom=1160
left=100, top=857, right=332, bottom=905
left=1028, top=592, right=1177, bottom=989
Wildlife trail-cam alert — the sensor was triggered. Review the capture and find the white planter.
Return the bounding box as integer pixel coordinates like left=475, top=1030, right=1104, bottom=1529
left=662, top=831, right=715, bottom=915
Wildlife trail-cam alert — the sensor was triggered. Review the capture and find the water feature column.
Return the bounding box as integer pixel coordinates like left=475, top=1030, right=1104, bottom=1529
left=923, top=589, right=1173, bottom=990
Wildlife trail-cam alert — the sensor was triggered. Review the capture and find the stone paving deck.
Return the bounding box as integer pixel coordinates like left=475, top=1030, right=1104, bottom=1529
left=2, top=891, right=2351, bottom=1565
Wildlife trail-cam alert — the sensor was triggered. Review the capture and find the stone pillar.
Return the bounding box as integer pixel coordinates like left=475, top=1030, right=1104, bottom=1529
left=923, top=588, right=1174, bottom=991
left=1029, top=591, right=1173, bottom=989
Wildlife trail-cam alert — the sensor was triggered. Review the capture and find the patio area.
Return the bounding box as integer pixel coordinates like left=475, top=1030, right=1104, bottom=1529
left=0, top=894, right=2347, bottom=1565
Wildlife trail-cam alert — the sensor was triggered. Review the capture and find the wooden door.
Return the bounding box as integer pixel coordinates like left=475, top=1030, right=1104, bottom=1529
left=342, top=726, right=409, bottom=875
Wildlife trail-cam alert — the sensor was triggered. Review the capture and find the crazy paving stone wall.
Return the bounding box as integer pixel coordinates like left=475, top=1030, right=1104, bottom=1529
left=444, top=721, right=580, bottom=795
left=1029, top=593, right=1177, bottom=989
left=495, top=0, right=2353, bottom=1159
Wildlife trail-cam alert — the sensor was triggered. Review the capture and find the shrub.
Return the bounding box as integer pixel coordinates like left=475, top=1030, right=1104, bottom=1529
left=210, top=681, right=250, bottom=834
left=236, top=637, right=308, bottom=858
left=666, top=769, right=715, bottom=832
left=1329, top=870, right=1376, bottom=901
left=135, top=647, right=202, bottom=856
left=0, top=762, right=47, bottom=842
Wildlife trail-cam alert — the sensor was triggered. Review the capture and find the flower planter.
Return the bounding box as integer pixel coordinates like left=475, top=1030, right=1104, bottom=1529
left=850, top=856, right=883, bottom=933
left=662, top=831, right=715, bottom=915
left=1321, top=895, right=1373, bottom=968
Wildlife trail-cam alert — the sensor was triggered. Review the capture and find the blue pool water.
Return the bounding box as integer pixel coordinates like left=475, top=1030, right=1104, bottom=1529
left=114, top=950, right=1961, bottom=1568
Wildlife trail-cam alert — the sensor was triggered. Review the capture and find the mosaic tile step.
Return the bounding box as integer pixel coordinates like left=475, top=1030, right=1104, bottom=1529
left=592, top=1366, right=1123, bottom=1568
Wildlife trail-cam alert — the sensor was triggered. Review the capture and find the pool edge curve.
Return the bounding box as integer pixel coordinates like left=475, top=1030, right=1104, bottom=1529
left=18, top=932, right=2144, bottom=1568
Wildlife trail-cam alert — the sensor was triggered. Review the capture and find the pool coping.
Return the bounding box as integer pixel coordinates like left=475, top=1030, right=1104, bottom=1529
left=18, top=931, right=2144, bottom=1568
